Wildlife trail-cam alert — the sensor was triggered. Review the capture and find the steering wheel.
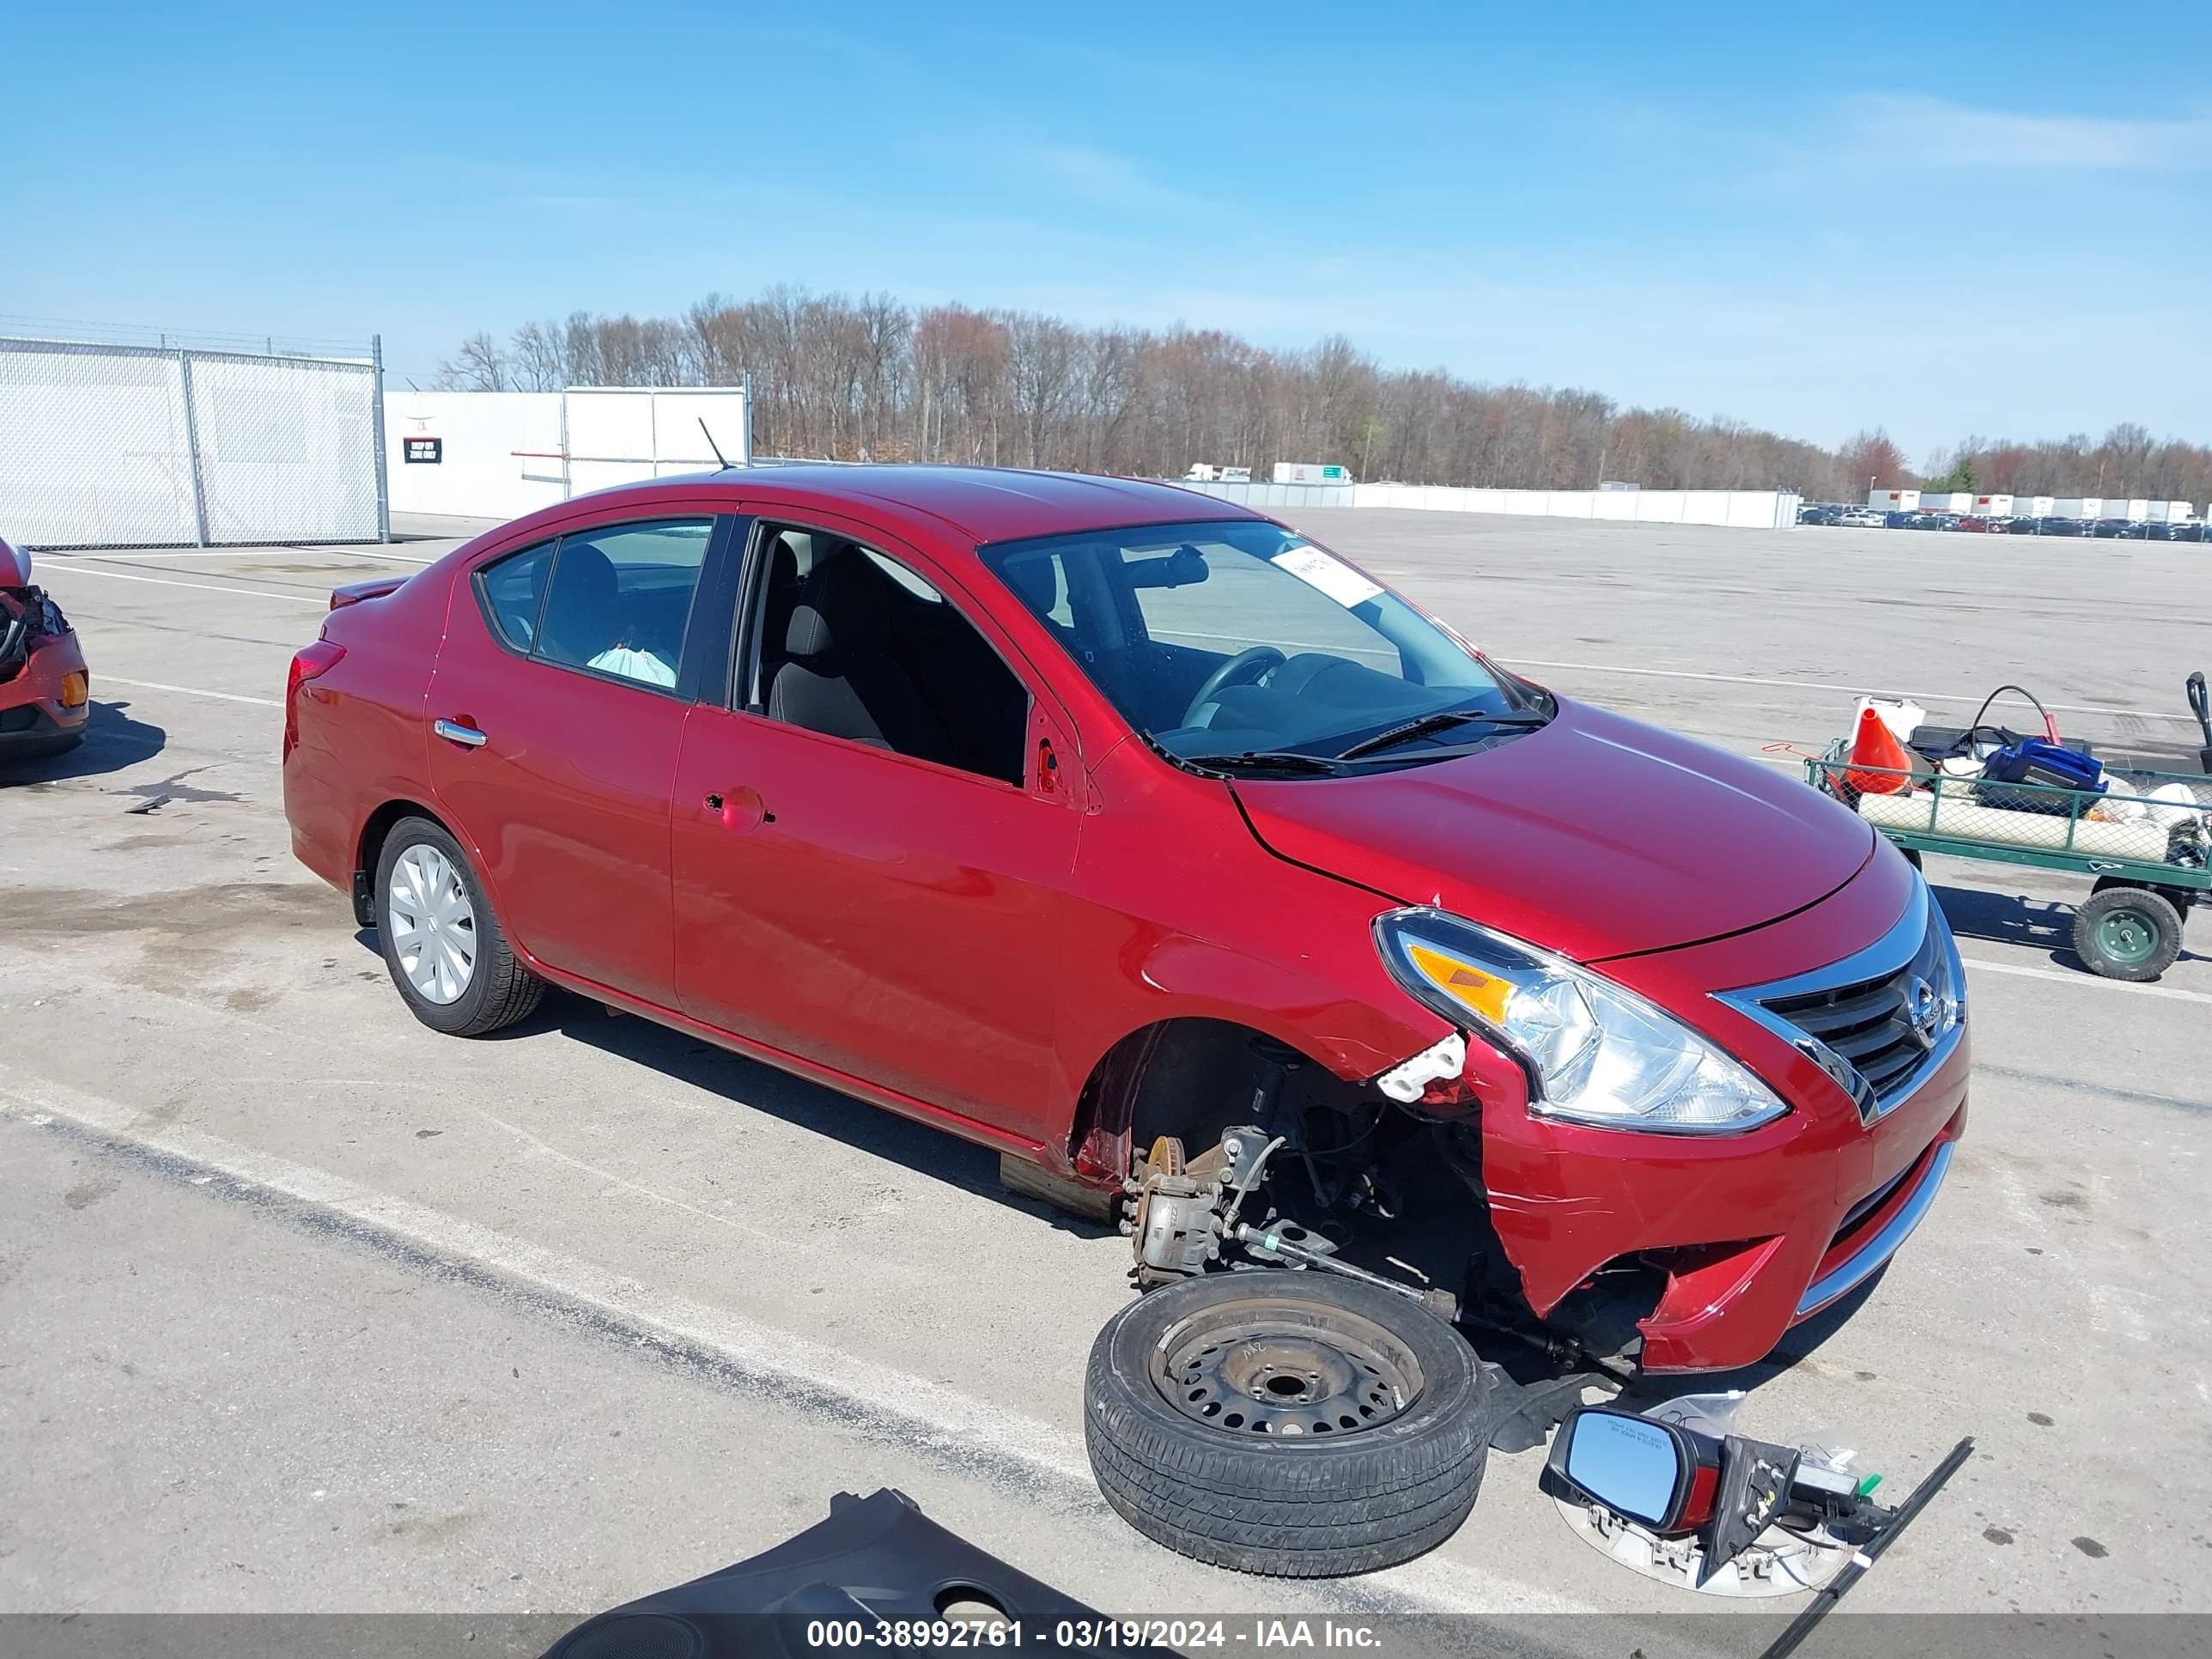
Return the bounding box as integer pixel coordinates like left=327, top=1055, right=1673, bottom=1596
left=1183, top=646, right=1286, bottom=727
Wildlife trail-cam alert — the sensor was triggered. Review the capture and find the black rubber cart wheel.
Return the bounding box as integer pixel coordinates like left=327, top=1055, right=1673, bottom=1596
left=1084, top=1272, right=1495, bottom=1577
left=2072, top=885, right=2185, bottom=981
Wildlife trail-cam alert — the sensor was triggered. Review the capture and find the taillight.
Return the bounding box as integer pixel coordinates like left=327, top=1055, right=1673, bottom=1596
left=283, top=641, right=346, bottom=760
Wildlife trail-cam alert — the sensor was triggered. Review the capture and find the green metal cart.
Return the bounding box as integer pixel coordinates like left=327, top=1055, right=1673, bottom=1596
left=1806, top=738, right=2211, bottom=981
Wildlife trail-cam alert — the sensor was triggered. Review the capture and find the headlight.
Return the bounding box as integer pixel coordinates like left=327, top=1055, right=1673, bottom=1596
left=1374, top=908, right=1789, bottom=1134
left=1927, top=884, right=1967, bottom=1030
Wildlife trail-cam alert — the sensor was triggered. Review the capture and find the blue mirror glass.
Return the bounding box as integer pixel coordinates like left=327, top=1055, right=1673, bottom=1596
left=1564, top=1413, right=1686, bottom=1526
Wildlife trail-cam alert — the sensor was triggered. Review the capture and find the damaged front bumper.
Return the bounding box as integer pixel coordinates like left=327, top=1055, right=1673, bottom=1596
left=1460, top=872, right=1972, bottom=1374
left=0, top=587, right=89, bottom=757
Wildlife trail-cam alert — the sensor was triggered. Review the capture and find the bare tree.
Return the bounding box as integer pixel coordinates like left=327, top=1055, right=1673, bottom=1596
left=508, top=320, right=568, bottom=392
left=434, top=331, right=510, bottom=392
left=434, top=286, right=2212, bottom=503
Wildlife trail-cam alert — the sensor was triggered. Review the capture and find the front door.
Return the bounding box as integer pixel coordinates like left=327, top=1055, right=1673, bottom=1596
left=427, top=512, right=734, bottom=1004
left=670, top=520, right=1081, bottom=1140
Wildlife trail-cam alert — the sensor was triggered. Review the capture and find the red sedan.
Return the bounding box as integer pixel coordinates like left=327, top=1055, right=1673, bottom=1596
left=283, top=467, right=1966, bottom=1374
left=0, top=536, right=91, bottom=761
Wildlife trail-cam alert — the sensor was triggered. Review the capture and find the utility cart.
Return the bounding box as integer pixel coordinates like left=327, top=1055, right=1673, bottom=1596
left=1806, top=740, right=2211, bottom=980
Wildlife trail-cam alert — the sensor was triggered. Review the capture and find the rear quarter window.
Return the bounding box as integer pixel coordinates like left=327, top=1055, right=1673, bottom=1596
left=477, top=541, right=555, bottom=650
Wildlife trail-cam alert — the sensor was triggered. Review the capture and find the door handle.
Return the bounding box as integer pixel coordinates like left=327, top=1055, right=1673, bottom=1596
left=705, top=786, right=772, bottom=831
left=434, top=718, right=488, bottom=748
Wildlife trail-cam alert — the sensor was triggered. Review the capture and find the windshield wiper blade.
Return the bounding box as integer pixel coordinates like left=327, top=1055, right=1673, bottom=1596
left=1335, top=708, right=1547, bottom=761
left=1188, top=750, right=1350, bottom=776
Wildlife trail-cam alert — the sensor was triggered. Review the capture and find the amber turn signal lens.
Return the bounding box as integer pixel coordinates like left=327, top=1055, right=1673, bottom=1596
left=60, top=672, right=89, bottom=708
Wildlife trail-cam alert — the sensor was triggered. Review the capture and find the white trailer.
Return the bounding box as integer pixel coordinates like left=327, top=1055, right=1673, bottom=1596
left=1273, top=462, right=1352, bottom=485
left=1972, top=494, right=2015, bottom=517
left=1868, top=488, right=1920, bottom=511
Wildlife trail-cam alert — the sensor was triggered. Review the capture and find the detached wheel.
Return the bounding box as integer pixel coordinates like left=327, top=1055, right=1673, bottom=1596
left=1084, top=1272, right=1494, bottom=1577
left=374, top=816, right=544, bottom=1035
left=2072, top=885, right=2183, bottom=981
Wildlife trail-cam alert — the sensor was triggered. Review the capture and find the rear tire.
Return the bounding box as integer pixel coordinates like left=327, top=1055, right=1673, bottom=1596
left=374, top=816, right=544, bottom=1035
left=1084, top=1272, right=1494, bottom=1577
left=2072, top=886, right=2184, bottom=981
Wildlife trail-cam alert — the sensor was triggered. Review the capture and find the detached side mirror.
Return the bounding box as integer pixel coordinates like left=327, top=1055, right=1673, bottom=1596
left=1545, top=1407, right=1715, bottom=1534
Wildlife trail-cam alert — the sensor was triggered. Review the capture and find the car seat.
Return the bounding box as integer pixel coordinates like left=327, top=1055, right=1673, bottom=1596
left=769, top=549, right=957, bottom=767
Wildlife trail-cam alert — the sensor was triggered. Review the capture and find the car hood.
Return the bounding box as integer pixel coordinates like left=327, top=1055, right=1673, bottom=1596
left=1231, top=698, right=1875, bottom=962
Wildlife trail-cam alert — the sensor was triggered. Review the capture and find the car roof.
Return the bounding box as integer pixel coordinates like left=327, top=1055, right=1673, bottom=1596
left=574, top=464, right=1264, bottom=549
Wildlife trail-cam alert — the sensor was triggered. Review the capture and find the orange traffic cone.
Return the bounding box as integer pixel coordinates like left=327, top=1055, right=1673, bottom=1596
left=1844, top=704, right=1917, bottom=795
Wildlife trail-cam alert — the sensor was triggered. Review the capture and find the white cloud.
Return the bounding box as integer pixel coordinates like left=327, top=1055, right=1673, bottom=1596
left=1031, top=145, right=1207, bottom=214
left=1850, top=94, right=2212, bottom=171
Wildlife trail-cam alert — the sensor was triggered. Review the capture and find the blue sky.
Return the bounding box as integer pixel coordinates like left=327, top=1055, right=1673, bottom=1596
left=7, top=0, right=2209, bottom=460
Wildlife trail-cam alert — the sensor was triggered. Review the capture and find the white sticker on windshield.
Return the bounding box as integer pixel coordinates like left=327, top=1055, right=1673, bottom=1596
left=1269, top=544, right=1384, bottom=609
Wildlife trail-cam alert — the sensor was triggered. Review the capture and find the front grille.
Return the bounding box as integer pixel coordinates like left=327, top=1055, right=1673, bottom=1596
left=1759, top=906, right=1951, bottom=1112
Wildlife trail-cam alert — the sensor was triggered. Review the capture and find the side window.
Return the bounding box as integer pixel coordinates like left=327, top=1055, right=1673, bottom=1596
left=756, top=526, right=1030, bottom=787
left=536, top=519, right=713, bottom=689
left=477, top=540, right=556, bottom=650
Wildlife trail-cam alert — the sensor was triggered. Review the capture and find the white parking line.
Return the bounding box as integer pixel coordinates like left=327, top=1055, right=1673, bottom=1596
left=1505, top=659, right=2198, bottom=725
left=1960, top=955, right=2212, bottom=1006
left=0, top=1067, right=1600, bottom=1617
left=97, top=674, right=282, bottom=708
left=33, top=564, right=327, bottom=605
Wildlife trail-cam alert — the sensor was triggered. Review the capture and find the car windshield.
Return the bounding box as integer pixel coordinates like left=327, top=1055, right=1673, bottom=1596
left=981, top=519, right=1540, bottom=769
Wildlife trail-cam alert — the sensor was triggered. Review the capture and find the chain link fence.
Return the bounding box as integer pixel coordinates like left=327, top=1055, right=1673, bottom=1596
left=0, top=329, right=388, bottom=549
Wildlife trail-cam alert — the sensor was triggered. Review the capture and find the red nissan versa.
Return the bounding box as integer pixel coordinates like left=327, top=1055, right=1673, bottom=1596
left=282, top=467, right=1966, bottom=1373
left=0, top=536, right=92, bottom=761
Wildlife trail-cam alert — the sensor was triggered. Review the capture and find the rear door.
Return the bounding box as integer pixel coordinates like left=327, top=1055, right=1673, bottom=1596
left=427, top=509, right=741, bottom=1004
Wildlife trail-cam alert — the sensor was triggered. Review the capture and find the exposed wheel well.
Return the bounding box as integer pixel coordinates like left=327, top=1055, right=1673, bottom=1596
left=354, top=799, right=448, bottom=927
left=1066, top=1017, right=1365, bottom=1183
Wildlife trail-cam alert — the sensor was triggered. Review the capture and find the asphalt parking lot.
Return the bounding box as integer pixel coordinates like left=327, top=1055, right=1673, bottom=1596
left=4, top=507, right=2209, bottom=1636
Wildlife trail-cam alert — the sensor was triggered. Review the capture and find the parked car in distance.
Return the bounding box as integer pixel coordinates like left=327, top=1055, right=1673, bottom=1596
left=1883, top=509, right=1917, bottom=528
left=1796, top=503, right=1839, bottom=526
left=2154, top=520, right=2205, bottom=542
left=1954, top=515, right=1991, bottom=532
left=0, top=535, right=91, bottom=762
left=1836, top=507, right=1886, bottom=527
left=282, top=465, right=1968, bottom=1376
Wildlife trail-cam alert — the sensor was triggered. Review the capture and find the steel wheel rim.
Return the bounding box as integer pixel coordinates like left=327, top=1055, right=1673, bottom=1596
left=388, top=844, right=477, bottom=1004
left=2094, top=908, right=2156, bottom=965
left=1149, top=1289, right=1425, bottom=1438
